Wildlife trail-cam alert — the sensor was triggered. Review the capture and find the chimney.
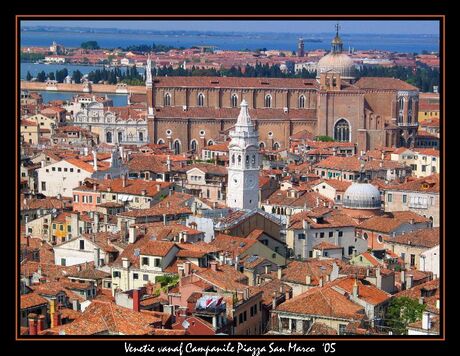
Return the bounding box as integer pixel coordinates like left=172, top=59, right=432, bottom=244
left=352, top=279, right=359, bottom=297
left=41, top=160, right=45, bottom=168
left=119, top=145, right=125, bottom=162
left=122, top=174, right=127, bottom=188
left=302, top=219, right=309, bottom=230
left=128, top=225, right=136, bottom=244
left=166, top=155, right=171, bottom=171
left=319, top=276, right=323, bottom=287
left=405, top=274, right=414, bottom=289
left=122, top=257, right=130, bottom=269
left=183, top=261, right=191, bottom=276
left=277, top=268, right=282, bottom=280
left=28, top=314, right=38, bottom=335
left=94, top=247, right=101, bottom=268
left=53, top=311, right=61, bottom=327
left=376, top=267, right=382, bottom=289
left=37, top=314, right=45, bottom=334
left=26, top=235, right=30, bottom=247
left=210, top=261, right=218, bottom=272
left=422, top=312, right=432, bottom=331
left=182, top=231, right=188, bottom=243
left=325, top=274, right=330, bottom=282
left=305, top=275, right=311, bottom=285
left=272, top=292, right=277, bottom=310
left=84, top=147, right=89, bottom=156
left=163, top=214, right=167, bottom=226
left=156, top=184, right=161, bottom=192
left=243, top=287, right=249, bottom=300
left=400, top=270, right=406, bottom=289
left=264, top=265, right=270, bottom=274
left=409, top=218, right=415, bottom=225
left=132, top=288, right=141, bottom=312
left=92, top=149, right=98, bottom=171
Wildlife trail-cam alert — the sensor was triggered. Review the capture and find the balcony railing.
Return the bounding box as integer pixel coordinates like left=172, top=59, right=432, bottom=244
left=397, top=122, right=419, bottom=127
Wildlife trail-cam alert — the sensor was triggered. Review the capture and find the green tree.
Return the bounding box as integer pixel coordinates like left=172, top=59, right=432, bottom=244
left=26, top=71, right=32, bottom=81
left=385, top=297, right=426, bottom=335
left=48, top=72, right=55, bottom=81
left=315, top=135, right=334, bottom=142
left=81, top=41, right=100, bottom=50
left=36, top=71, right=46, bottom=82
left=72, top=70, right=83, bottom=84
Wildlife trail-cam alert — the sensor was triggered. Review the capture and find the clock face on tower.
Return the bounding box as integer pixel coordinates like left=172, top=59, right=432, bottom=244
left=231, top=174, right=240, bottom=187
left=246, top=175, right=256, bottom=189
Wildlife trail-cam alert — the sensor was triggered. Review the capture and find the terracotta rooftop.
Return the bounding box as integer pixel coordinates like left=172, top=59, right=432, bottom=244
left=41, top=300, right=162, bottom=335
left=384, top=227, right=439, bottom=248
left=359, top=211, right=429, bottom=234
left=276, top=283, right=365, bottom=320
left=330, top=276, right=391, bottom=305
left=355, top=77, right=419, bottom=91
left=20, top=292, right=49, bottom=309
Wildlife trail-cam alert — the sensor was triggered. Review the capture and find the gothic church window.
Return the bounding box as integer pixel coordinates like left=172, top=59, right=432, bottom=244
left=106, top=131, right=112, bottom=143
left=173, top=140, right=181, bottom=154
left=334, top=119, right=350, bottom=142
left=231, top=94, right=238, bottom=108
left=164, top=93, right=171, bottom=106
left=264, top=94, right=272, bottom=108
left=197, top=93, right=205, bottom=107
left=298, top=95, right=305, bottom=108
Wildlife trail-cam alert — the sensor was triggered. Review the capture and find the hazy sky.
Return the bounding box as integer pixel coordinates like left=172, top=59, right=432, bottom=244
left=21, top=20, right=440, bottom=35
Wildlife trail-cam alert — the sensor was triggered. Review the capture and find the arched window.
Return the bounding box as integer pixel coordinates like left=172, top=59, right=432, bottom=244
left=106, top=131, right=112, bottom=143
left=398, top=97, right=404, bottom=123
left=407, top=97, right=413, bottom=123
left=190, top=140, right=197, bottom=153
left=118, top=131, right=123, bottom=143
left=207, top=140, right=214, bottom=146
left=231, top=94, right=238, bottom=108
left=334, top=119, right=350, bottom=142
left=264, top=94, right=272, bottom=108
left=231, top=154, right=235, bottom=165
left=363, top=232, right=368, bottom=240
left=197, top=93, right=205, bottom=107
left=251, top=154, right=256, bottom=167
left=273, top=142, right=280, bottom=150
left=173, top=140, right=181, bottom=154
left=164, top=93, right=171, bottom=106
left=138, top=132, right=144, bottom=142
left=259, top=142, right=265, bottom=149
left=157, top=139, right=165, bottom=145
left=238, top=155, right=242, bottom=165
left=298, top=95, right=305, bottom=108
left=245, top=155, right=250, bottom=168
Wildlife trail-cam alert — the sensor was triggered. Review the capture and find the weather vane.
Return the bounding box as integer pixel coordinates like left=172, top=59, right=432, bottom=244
left=335, top=22, right=340, bottom=36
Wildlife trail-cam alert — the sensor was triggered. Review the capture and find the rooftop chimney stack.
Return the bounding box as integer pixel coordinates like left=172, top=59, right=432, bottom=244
left=183, top=261, right=191, bottom=277
left=122, top=174, right=127, bottom=188
left=132, top=288, right=141, bottom=312
left=28, top=314, right=38, bottom=336
left=92, top=149, right=98, bottom=171
left=352, top=279, right=359, bottom=298
left=210, top=261, right=218, bottom=272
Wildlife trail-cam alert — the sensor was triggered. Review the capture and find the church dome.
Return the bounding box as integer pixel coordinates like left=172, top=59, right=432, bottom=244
left=342, top=183, right=381, bottom=210
left=317, top=52, right=356, bottom=80
left=316, top=24, right=356, bottom=80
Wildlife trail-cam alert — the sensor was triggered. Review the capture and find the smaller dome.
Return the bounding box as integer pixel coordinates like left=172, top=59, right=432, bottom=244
left=343, top=183, right=381, bottom=210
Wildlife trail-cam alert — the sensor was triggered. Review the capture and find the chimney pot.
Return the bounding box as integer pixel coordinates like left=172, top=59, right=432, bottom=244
left=133, top=288, right=141, bottom=312
left=210, top=261, right=218, bottom=272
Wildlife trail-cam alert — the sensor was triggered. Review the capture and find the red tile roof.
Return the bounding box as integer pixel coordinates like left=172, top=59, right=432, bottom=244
left=355, top=77, right=418, bottom=91
left=20, top=292, right=49, bottom=309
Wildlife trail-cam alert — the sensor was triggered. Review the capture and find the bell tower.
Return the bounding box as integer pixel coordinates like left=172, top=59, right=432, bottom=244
left=226, top=100, right=260, bottom=210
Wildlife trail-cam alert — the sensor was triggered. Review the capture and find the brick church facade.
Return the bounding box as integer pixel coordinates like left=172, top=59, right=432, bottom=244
left=145, top=30, right=419, bottom=154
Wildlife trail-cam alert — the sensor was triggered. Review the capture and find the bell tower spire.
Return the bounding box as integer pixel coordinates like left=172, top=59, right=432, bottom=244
left=226, top=101, right=260, bottom=210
